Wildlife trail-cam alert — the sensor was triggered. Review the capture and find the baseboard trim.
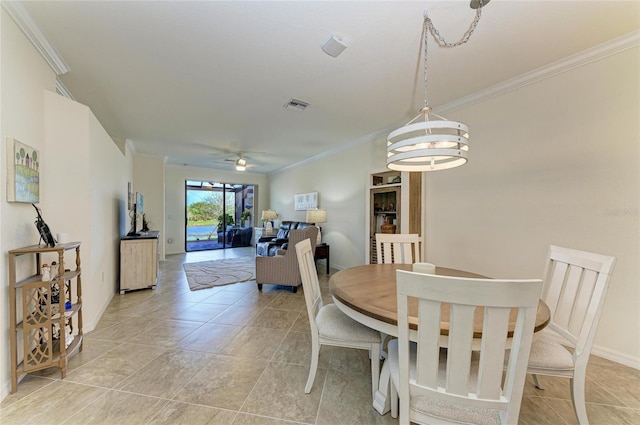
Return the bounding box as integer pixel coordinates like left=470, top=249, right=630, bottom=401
left=591, top=345, right=640, bottom=370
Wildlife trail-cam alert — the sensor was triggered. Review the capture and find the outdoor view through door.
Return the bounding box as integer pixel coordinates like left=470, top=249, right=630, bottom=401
left=185, top=181, right=255, bottom=252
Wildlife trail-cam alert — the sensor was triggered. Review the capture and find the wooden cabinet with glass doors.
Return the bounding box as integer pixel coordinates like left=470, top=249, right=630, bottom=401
left=366, top=169, right=423, bottom=263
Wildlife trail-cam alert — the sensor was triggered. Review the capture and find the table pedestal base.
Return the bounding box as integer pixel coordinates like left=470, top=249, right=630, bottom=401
left=373, top=358, right=391, bottom=415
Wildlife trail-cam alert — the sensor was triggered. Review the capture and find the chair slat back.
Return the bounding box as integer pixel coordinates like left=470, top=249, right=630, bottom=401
left=396, top=271, right=542, bottom=424
left=296, top=238, right=322, bottom=332
left=375, top=233, right=421, bottom=264
left=541, top=245, right=616, bottom=351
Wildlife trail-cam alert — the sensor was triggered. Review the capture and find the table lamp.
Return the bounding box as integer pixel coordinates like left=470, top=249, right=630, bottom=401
left=306, top=209, right=327, bottom=245
left=261, top=209, right=278, bottom=232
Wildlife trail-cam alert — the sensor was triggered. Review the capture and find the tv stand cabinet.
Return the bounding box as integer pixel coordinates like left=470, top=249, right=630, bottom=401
left=120, top=231, right=159, bottom=294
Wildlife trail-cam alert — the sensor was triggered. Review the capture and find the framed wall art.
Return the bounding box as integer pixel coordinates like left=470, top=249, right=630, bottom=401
left=294, top=191, right=318, bottom=211
left=6, top=137, right=40, bottom=203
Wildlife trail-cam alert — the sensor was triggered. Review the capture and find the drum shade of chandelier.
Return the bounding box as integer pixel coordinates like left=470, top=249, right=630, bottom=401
left=387, top=1, right=489, bottom=172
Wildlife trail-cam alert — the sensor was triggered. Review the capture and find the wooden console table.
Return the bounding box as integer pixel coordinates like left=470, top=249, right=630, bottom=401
left=120, top=231, right=159, bottom=294
left=315, top=243, right=330, bottom=274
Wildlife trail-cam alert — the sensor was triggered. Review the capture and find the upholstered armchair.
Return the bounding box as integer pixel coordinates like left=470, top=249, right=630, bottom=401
left=255, top=227, right=318, bottom=293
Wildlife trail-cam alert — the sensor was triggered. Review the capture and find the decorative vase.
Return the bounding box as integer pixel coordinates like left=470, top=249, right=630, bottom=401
left=41, top=264, right=51, bottom=281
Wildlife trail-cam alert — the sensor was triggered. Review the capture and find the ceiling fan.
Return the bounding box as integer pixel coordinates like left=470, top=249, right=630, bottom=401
left=207, top=153, right=256, bottom=171
left=190, top=143, right=260, bottom=171
left=219, top=154, right=251, bottom=171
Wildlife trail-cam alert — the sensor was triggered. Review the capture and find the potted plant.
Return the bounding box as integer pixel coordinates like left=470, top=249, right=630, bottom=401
left=217, top=212, right=235, bottom=228
left=241, top=210, right=251, bottom=227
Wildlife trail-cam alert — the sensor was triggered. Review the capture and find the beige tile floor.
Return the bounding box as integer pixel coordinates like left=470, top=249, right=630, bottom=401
left=2, top=247, right=639, bottom=425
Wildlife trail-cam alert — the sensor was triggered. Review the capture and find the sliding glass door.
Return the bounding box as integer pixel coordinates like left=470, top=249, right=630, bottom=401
left=185, top=181, right=254, bottom=252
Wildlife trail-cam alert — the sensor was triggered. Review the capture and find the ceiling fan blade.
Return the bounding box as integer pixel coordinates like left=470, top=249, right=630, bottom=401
left=190, top=143, right=235, bottom=156
left=211, top=157, right=254, bottom=168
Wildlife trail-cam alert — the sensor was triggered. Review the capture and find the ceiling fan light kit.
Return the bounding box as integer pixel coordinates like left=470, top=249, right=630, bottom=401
left=386, top=0, right=488, bottom=172
left=235, top=157, right=247, bottom=171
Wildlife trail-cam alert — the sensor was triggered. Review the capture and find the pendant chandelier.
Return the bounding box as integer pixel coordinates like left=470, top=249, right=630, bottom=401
left=387, top=0, right=489, bottom=172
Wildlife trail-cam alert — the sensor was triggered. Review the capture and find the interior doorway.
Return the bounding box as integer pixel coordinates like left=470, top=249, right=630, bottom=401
left=185, top=180, right=255, bottom=252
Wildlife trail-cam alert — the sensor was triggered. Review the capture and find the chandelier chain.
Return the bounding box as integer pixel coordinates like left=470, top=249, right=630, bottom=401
left=426, top=5, right=482, bottom=48
left=387, top=2, right=485, bottom=172
left=422, top=2, right=484, bottom=109
left=422, top=19, right=429, bottom=109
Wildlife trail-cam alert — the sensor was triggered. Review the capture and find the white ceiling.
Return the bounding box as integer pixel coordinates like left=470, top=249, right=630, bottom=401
left=14, top=1, right=640, bottom=173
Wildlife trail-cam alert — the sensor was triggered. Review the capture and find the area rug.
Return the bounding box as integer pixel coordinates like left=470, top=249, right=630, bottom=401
left=183, top=256, right=256, bottom=291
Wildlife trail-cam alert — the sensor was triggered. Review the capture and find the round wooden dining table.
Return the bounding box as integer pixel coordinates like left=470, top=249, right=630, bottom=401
left=330, top=263, right=550, bottom=337
left=329, top=263, right=551, bottom=415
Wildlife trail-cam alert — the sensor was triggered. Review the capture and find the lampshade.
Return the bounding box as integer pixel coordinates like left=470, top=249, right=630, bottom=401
left=306, top=209, right=327, bottom=224
left=306, top=209, right=326, bottom=244
left=261, top=209, right=278, bottom=221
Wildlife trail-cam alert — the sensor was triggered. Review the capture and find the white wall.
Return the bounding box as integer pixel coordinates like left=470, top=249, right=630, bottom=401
left=1, top=10, right=58, bottom=399
left=268, top=139, right=385, bottom=269
left=425, top=47, right=639, bottom=366
left=1, top=10, right=131, bottom=399
left=268, top=47, right=639, bottom=366
left=164, top=164, right=269, bottom=255
left=88, top=107, right=130, bottom=325
left=42, top=90, right=127, bottom=331
left=134, top=154, right=166, bottom=259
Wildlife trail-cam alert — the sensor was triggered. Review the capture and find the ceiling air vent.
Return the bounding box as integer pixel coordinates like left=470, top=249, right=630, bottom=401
left=284, top=99, right=309, bottom=112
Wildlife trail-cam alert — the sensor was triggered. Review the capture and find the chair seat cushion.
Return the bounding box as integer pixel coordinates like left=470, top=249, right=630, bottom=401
left=316, top=304, right=381, bottom=343
left=527, top=329, right=574, bottom=371
left=388, top=340, right=500, bottom=425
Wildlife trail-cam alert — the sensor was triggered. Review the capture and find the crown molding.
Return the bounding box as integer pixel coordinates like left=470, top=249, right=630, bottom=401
left=55, top=79, right=75, bottom=100
left=125, top=139, right=138, bottom=154
left=2, top=1, right=69, bottom=75
left=277, top=30, right=640, bottom=177
left=269, top=127, right=390, bottom=176
left=436, top=30, right=640, bottom=116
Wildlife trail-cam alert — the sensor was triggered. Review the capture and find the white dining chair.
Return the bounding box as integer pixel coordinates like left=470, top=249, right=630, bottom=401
left=527, top=245, right=616, bottom=425
left=375, top=233, right=421, bottom=264
left=389, top=270, right=542, bottom=425
left=295, top=239, right=381, bottom=400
